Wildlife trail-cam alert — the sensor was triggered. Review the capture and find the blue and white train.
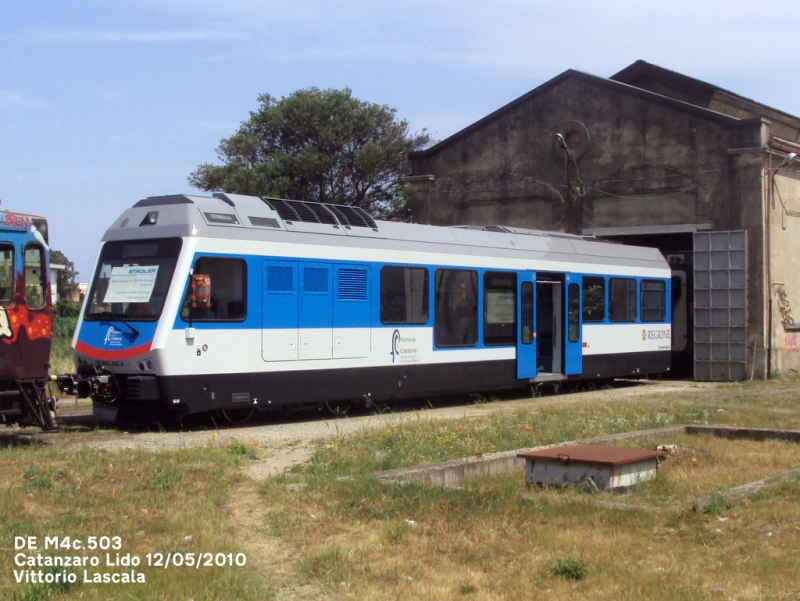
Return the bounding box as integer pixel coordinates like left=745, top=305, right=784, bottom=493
left=58, top=193, right=673, bottom=422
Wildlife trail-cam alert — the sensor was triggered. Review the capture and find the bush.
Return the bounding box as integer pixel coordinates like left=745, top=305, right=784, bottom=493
left=52, top=300, right=80, bottom=339
left=52, top=314, right=78, bottom=339
left=54, top=299, right=80, bottom=318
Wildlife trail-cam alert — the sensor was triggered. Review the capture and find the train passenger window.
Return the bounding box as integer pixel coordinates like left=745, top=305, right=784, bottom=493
left=483, top=271, right=516, bottom=346
left=181, top=258, right=247, bottom=322
left=521, top=282, right=533, bottom=344
left=582, top=276, right=605, bottom=322
left=608, top=278, right=637, bottom=322
left=380, top=266, right=429, bottom=324
left=641, top=279, right=666, bottom=322
left=568, top=283, right=580, bottom=343
left=0, top=245, right=13, bottom=305
left=434, top=269, right=478, bottom=347
left=24, top=245, right=46, bottom=310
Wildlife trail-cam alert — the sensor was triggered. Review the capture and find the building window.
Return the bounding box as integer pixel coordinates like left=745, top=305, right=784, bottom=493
left=0, top=245, right=14, bottom=305
left=641, top=279, right=666, bottom=322
left=609, top=278, right=637, bottom=322
left=181, top=257, right=247, bottom=322
left=582, top=276, right=605, bottom=322
left=434, top=269, right=478, bottom=347
left=380, top=266, right=429, bottom=324
left=24, top=245, right=46, bottom=310
left=483, top=271, right=516, bottom=346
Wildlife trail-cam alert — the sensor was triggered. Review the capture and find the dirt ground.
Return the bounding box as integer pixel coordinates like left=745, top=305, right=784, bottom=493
left=28, top=379, right=713, bottom=478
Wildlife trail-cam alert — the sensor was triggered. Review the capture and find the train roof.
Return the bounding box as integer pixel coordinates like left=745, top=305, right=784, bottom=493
left=0, top=210, right=49, bottom=244
left=103, top=193, right=668, bottom=271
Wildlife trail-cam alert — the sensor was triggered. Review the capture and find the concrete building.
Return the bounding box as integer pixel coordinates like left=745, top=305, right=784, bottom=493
left=408, top=60, right=800, bottom=380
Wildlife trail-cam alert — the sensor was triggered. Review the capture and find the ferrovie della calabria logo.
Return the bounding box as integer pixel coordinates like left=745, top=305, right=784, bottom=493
left=104, top=326, right=124, bottom=347
left=390, top=329, right=419, bottom=364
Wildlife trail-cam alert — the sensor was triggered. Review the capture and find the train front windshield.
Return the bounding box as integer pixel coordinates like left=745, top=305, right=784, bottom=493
left=84, top=238, right=182, bottom=321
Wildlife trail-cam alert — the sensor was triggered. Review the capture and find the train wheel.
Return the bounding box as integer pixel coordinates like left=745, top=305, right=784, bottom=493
left=221, top=407, right=255, bottom=425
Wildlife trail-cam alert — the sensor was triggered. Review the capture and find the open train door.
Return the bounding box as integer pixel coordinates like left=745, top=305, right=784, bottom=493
left=516, top=272, right=536, bottom=379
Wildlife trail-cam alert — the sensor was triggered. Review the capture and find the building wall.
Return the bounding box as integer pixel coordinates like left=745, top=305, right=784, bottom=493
left=409, top=75, right=776, bottom=378
left=769, top=169, right=800, bottom=375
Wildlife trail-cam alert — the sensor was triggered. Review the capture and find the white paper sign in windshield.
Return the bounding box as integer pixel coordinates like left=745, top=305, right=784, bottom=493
left=103, top=266, right=159, bottom=303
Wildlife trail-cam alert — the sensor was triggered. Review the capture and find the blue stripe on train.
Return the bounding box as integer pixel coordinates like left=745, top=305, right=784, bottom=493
left=168, top=252, right=671, bottom=341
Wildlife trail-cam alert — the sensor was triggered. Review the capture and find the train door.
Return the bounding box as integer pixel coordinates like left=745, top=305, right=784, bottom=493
left=536, top=278, right=562, bottom=374
left=0, top=237, right=20, bottom=369
left=564, top=274, right=582, bottom=375
left=516, top=272, right=536, bottom=379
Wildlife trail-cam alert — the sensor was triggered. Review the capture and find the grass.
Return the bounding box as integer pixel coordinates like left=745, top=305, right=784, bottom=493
left=13, top=344, right=800, bottom=599
left=606, top=433, right=800, bottom=508
left=255, top=377, right=800, bottom=600
left=49, top=335, right=74, bottom=376
left=0, top=444, right=269, bottom=601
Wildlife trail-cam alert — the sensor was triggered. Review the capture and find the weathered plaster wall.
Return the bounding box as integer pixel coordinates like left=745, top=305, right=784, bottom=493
left=770, top=169, right=800, bottom=375
left=411, top=77, right=752, bottom=234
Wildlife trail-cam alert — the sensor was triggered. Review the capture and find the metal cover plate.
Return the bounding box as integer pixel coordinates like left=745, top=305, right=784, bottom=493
left=517, top=444, right=666, bottom=467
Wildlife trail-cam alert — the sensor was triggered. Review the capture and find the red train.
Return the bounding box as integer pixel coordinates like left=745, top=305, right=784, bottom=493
left=0, top=209, right=56, bottom=430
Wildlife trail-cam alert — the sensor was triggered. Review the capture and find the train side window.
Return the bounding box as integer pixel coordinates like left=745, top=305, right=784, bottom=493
left=582, top=276, right=605, bottom=322
left=0, top=245, right=13, bottom=305
left=181, top=257, right=247, bottom=322
left=24, top=244, right=46, bottom=310
left=434, top=269, right=478, bottom=347
left=380, top=266, right=429, bottom=324
left=568, top=283, right=580, bottom=342
left=641, top=279, right=666, bottom=322
left=521, top=282, right=533, bottom=344
left=608, top=278, right=637, bottom=322
left=483, top=271, right=516, bottom=346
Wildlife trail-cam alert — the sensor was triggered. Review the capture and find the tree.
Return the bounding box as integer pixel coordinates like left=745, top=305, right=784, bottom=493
left=189, top=87, right=431, bottom=220
left=49, top=249, right=80, bottom=301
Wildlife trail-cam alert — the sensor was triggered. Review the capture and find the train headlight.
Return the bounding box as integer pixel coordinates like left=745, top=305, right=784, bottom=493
left=136, top=359, right=155, bottom=373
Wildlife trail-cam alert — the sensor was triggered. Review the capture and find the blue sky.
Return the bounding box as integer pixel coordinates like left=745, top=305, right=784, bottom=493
left=3, top=1, right=800, bottom=280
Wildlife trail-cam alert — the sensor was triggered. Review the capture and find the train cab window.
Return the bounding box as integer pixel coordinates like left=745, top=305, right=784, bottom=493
left=85, top=238, right=182, bottom=321
left=568, top=283, right=580, bottom=343
left=608, top=278, right=637, bottom=322
left=380, top=266, right=429, bottom=324
left=483, top=271, right=516, bottom=346
left=434, top=269, right=478, bottom=347
left=24, top=245, right=46, bottom=310
left=582, top=276, right=605, bottom=322
left=641, top=279, right=666, bottom=322
left=181, top=257, right=247, bottom=322
left=0, top=245, right=13, bottom=305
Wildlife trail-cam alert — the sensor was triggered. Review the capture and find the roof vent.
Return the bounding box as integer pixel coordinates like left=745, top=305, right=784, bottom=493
left=263, top=198, right=377, bottom=230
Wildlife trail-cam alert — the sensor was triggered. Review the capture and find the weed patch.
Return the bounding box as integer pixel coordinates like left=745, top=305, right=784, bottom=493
left=552, top=554, right=588, bottom=580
